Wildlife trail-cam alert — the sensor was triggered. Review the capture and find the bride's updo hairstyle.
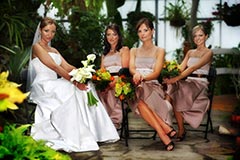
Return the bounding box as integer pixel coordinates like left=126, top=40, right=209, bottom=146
left=40, top=17, right=56, bottom=30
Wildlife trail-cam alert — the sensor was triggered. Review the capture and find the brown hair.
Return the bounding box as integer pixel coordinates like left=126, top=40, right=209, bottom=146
left=135, top=18, right=154, bottom=31
left=103, top=23, right=123, bottom=55
left=40, top=17, right=56, bottom=29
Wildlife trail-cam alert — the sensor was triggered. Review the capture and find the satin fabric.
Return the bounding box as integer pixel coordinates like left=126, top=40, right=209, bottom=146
left=132, top=55, right=173, bottom=125
left=29, top=52, right=119, bottom=152
left=167, top=57, right=210, bottom=128
left=98, top=52, right=122, bottom=125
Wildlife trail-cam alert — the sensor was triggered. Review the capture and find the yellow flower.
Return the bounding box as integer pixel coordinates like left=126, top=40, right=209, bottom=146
left=160, top=60, right=181, bottom=78
left=0, top=71, right=29, bottom=112
left=92, top=69, right=114, bottom=91
left=114, top=75, right=135, bottom=101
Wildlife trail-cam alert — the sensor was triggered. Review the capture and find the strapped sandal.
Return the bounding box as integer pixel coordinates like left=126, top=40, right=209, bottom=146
left=176, top=131, right=186, bottom=142
left=165, top=141, right=175, bottom=151
left=167, top=128, right=177, bottom=138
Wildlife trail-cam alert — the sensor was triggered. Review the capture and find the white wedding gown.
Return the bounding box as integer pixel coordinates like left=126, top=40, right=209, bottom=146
left=29, top=52, right=119, bottom=152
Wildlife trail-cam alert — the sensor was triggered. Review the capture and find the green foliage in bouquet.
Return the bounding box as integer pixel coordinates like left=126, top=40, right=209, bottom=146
left=92, top=68, right=114, bottom=91
left=0, top=124, right=71, bottom=160
left=115, top=75, right=135, bottom=101
left=159, top=60, right=181, bottom=82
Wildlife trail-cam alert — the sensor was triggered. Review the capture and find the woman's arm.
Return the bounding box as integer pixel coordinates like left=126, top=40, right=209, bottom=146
left=33, top=44, right=87, bottom=90
left=32, top=44, right=72, bottom=81
left=129, top=48, right=142, bottom=85
left=120, top=46, right=130, bottom=68
left=129, top=48, right=137, bottom=75
left=166, top=49, right=213, bottom=84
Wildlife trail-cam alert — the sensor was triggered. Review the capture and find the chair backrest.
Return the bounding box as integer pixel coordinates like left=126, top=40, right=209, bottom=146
left=118, top=68, right=131, bottom=77
left=207, top=65, right=217, bottom=99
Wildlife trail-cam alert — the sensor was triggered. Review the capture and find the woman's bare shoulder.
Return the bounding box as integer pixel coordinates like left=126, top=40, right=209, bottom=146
left=32, top=43, right=42, bottom=54
left=155, top=47, right=165, bottom=57
left=130, top=47, right=137, bottom=52
left=156, top=46, right=165, bottom=52
left=120, top=46, right=130, bottom=52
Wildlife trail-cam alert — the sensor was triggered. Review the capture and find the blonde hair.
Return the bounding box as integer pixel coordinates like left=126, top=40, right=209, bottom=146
left=192, top=24, right=207, bottom=36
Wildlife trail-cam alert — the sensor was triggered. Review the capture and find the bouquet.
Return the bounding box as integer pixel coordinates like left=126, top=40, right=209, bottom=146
left=69, top=54, right=98, bottom=107
left=115, top=75, right=135, bottom=101
left=92, top=68, right=115, bottom=91
left=160, top=60, right=181, bottom=79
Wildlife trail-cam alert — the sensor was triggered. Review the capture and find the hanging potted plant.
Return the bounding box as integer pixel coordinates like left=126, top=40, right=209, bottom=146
left=165, top=0, right=190, bottom=27
left=212, top=2, right=240, bottom=27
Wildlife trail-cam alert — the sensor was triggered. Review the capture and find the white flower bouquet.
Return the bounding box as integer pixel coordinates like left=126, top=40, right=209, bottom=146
left=69, top=54, right=98, bottom=107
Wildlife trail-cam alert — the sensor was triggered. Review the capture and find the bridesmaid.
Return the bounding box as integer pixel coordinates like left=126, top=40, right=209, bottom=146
left=98, top=23, right=130, bottom=129
left=164, top=24, right=213, bottom=141
left=129, top=18, right=176, bottom=151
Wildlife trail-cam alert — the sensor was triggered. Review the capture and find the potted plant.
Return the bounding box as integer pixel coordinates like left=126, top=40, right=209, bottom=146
left=165, top=0, right=190, bottom=27
left=212, top=2, right=240, bottom=27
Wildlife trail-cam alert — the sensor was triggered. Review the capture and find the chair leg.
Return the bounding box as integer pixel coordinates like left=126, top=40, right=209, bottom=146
left=209, top=117, right=213, bottom=133
left=152, top=131, right=157, bottom=140
left=204, top=108, right=213, bottom=140
left=121, top=100, right=129, bottom=146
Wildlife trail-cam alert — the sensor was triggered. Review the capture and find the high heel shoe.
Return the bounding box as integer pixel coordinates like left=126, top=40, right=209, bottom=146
left=165, top=141, right=175, bottom=151
left=176, top=131, right=186, bottom=142
left=167, top=128, right=177, bottom=138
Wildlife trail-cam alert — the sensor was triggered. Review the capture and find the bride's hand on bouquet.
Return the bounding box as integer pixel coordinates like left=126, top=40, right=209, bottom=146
left=76, top=83, right=88, bottom=90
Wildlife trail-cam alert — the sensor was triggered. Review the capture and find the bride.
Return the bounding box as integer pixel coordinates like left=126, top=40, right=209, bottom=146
left=27, top=17, right=119, bottom=152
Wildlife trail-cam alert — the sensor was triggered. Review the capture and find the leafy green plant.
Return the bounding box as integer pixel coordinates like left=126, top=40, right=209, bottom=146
left=0, top=45, right=30, bottom=83
left=231, top=45, right=240, bottom=101
left=0, top=0, right=42, bottom=49
left=0, top=124, right=71, bottom=160
left=53, top=10, right=108, bottom=68
left=212, top=2, right=240, bottom=26
left=124, top=0, right=155, bottom=48
left=165, top=0, right=190, bottom=27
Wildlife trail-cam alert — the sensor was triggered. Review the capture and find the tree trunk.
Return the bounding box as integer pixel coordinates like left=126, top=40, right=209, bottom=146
left=188, top=0, right=200, bottom=47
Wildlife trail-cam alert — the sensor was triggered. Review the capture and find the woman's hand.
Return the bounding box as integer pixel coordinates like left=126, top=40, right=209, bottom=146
left=163, top=77, right=178, bottom=84
left=74, top=82, right=88, bottom=90
left=101, top=79, right=116, bottom=94
left=133, top=72, right=143, bottom=85
left=109, top=78, right=117, bottom=88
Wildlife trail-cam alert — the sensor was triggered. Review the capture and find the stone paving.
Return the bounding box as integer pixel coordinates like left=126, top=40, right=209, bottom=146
left=65, top=106, right=237, bottom=160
